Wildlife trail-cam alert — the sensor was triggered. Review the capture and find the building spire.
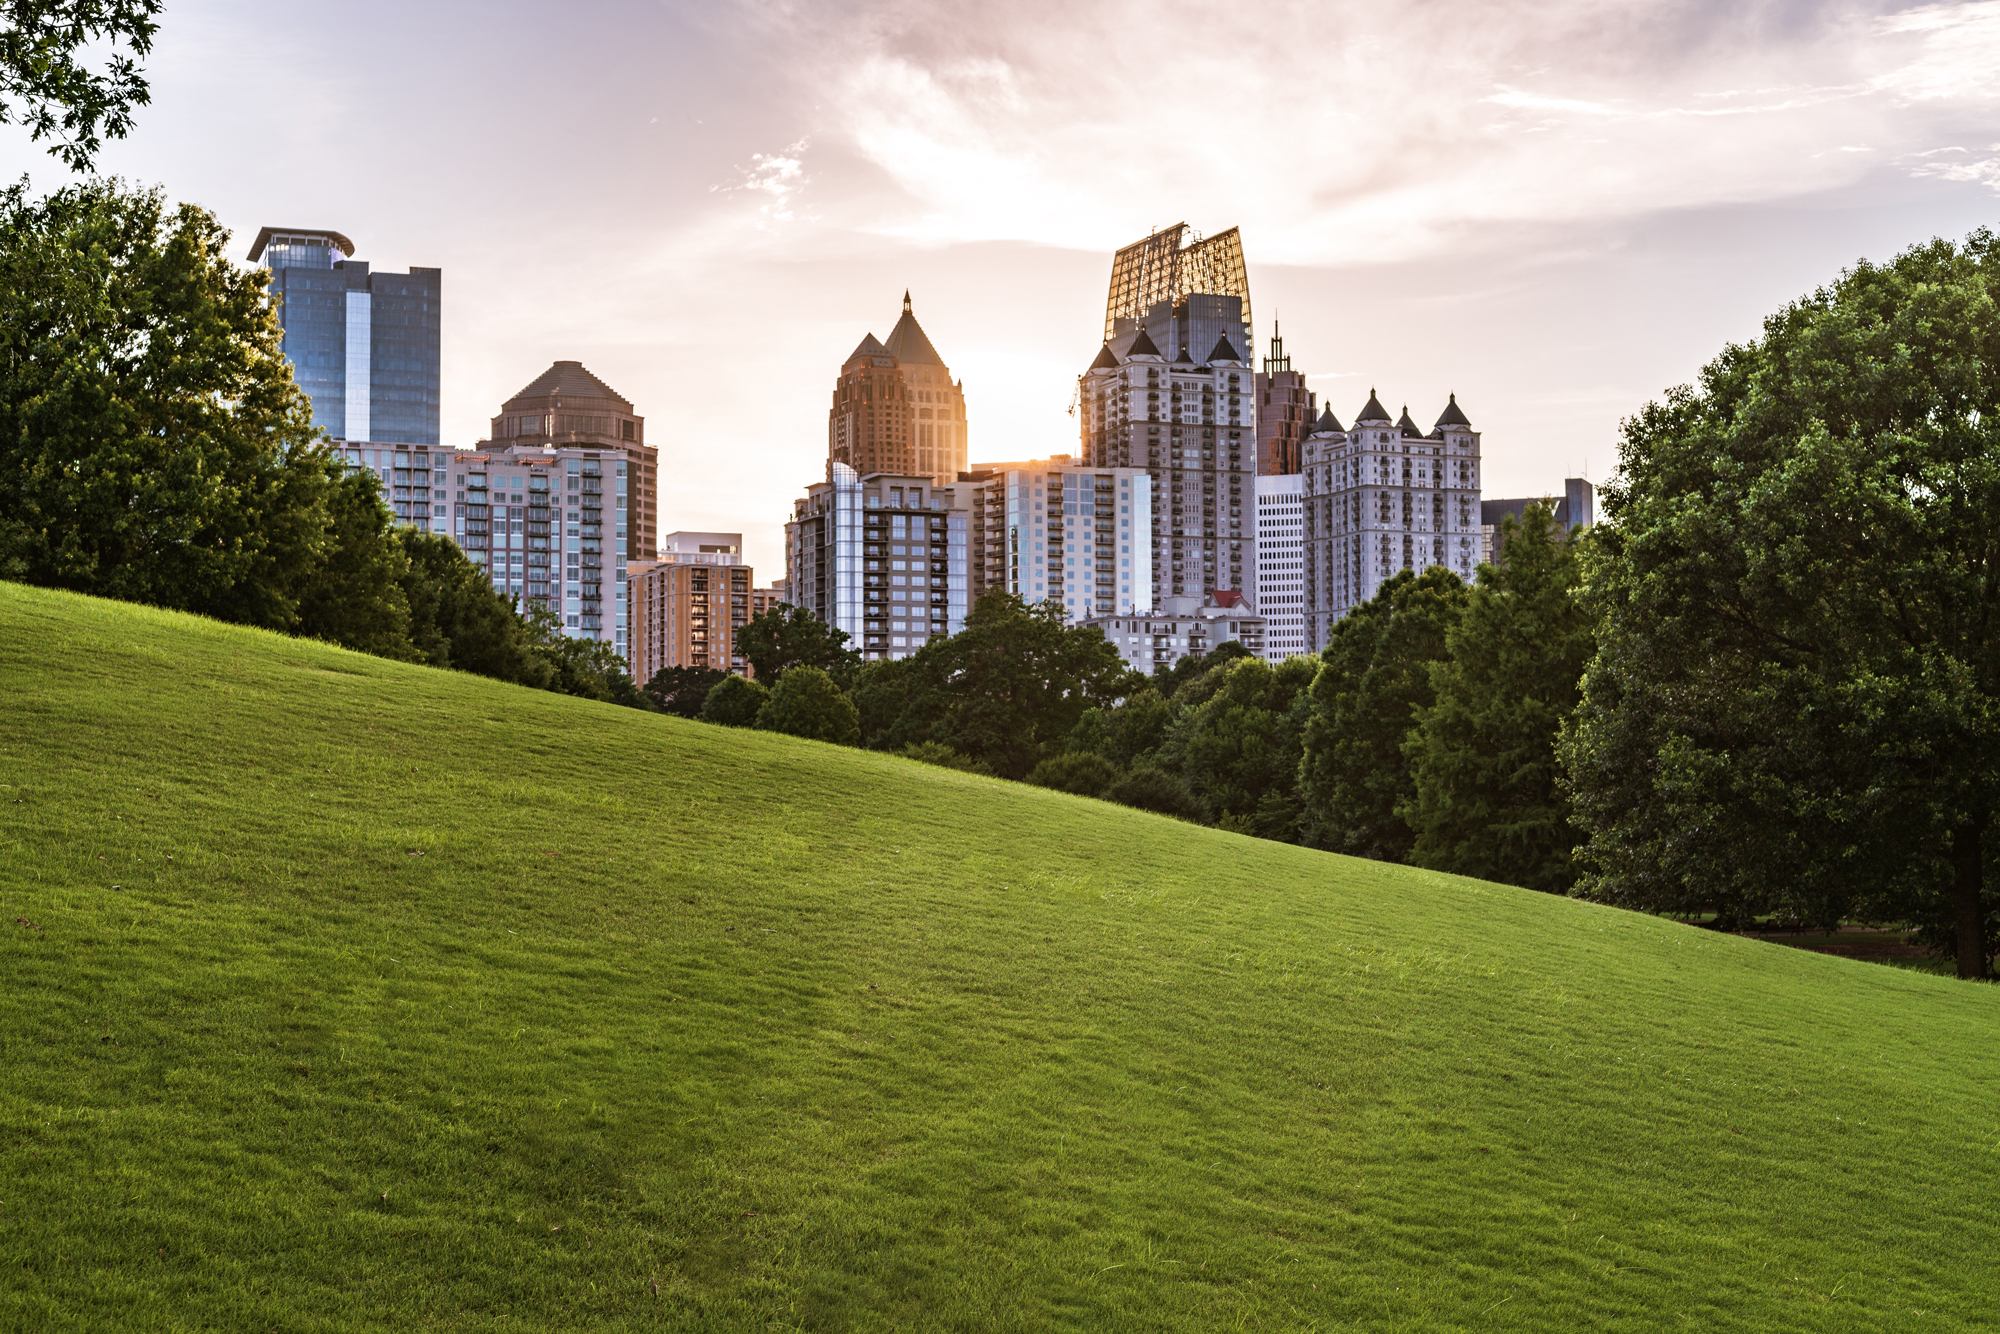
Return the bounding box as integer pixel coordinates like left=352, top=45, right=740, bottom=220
left=903, top=289, right=912, bottom=315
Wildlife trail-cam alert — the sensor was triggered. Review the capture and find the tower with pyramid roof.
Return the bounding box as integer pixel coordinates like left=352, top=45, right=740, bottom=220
left=827, top=293, right=968, bottom=484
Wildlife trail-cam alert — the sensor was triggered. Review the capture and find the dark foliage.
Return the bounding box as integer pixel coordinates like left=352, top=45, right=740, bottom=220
left=1026, top=751, right=1120, bottom=799
left=734, top=604, right=858, bottom=686
left=1, top=0, right=161, bottom=170
left=1107, top=764, right=1208, bottom=824
left=643, top=665, right=728, bottom=718
left=700, top=673, right=769, bottom=727
left=755, top=664, right=860, bottom=745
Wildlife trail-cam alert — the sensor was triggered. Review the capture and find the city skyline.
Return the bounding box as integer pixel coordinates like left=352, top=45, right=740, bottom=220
left=7, top=0, right=1999, bottom=575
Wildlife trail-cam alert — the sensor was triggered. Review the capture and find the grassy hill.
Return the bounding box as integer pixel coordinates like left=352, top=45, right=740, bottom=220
left=2, top=582, right=1997, bottom=1331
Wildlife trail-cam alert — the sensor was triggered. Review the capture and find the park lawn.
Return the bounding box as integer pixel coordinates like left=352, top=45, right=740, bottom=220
left=1, top=581, right=1996, bottom=1332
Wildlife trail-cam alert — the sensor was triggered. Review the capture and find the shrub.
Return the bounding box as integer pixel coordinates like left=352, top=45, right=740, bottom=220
left=700, top=674, right=769, bottom=727
left=1107, top=765, right=1209, bottom=824
left=900, top=742, right=993, bottom=776
left=1026, top=752, right=1120, bottom=799
left=754, top=665, right=860, bottom=745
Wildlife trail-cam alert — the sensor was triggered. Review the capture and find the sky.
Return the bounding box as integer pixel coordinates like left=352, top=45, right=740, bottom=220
left=6, top=0, right=1999, bottom=572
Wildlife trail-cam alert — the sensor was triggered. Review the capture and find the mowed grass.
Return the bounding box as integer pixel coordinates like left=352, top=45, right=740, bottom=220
left=2, top=584, right=1998, bottom=1332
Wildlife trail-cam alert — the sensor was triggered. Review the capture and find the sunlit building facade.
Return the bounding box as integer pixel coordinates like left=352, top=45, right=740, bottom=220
left=828, top=294, right=969, bottom=484
left=1300, top=392, right=1484, bottom=649
left=948, top=459, right=1152, bottom=621
left=484, top=361, right=660, bottom=562
left=1253, top=324, right=1316, bottom=476
left=786, top=465, right=971, bottom=662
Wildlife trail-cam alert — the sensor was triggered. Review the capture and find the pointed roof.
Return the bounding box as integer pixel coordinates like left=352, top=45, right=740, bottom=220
left=1125, top=328, right=1162, bottom=358
left=884, top=295, right=944, bottom=367
left=1207, top=334, right=1243, bottom=364
left=1313, top=404, right=1345, bottom=433
left=1173, top=344, right=1194, bottom=364
left=503, top=360, right=631, bottom=411
left=847, top=332, right=889, bottom=363
left=1089, top=342, right=1120, bottom=371
left=1435, top=392, right=1471, bottom=428
left=1355, top=388, right=1391, bottom=423
left=1397, top=405, right=1422, bottom=436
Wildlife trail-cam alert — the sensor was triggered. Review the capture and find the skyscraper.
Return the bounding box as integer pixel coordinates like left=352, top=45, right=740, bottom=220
left=1102, top=224, right=1253, bottom=363
left=1253, top=324, right=1315, bottom=475
left=828, top=294, right=969, bottom=484
left=483, top=361, right=660, bottom=561
left=786, top=466, right=971, bottom=661
left=250, top=227, right=439, bottom=446
left=1300, top=393, right=1484, bottom=650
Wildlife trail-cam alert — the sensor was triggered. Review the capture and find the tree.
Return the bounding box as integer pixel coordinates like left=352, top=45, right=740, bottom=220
left=1562, top=231, right=2000, bottom=977
left=520, top=603, right=651, bottom=709
left=1167, top=654, right=1319, bottom=839
left=1027, top=751, right=1120, bottom=798
left=701, top=673, right=769, bottom=727
left=2, top=0, right=161, bottom=170
left=398, top=529, right=551, bottom=687
left=1155, top=638, right=1254, bottom=697
left=1297, top=567, right=1468, bottom=860
left=1107, top=765, right=1208, bottom=824
left=0, top=180, right=338, bottom=630
left=734, top=604, right=859, bottom=685
left=755, top=665, right=860, bottom=745
left=1067, top=689, right=1176, bottom=772
left=642, top=665, right=727, bottom=718
left=878, top=591, right=1140, bottom=780
left=1402, top=505, right=1592, bottom=892
left=292, top=468, right=416, bottom=660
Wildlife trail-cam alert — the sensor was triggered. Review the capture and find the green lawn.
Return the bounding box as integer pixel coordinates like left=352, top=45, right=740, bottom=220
left=2, top=582, right=1997, bottom=1331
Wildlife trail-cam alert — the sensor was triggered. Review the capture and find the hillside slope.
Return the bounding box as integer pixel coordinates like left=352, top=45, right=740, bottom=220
left=2, top=582, right=1997, bottom=1331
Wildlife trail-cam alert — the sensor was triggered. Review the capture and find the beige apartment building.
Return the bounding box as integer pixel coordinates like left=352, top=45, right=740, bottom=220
left=626, top=532, right=784, bottom=684
left=484, top=361, right=661, bottom=561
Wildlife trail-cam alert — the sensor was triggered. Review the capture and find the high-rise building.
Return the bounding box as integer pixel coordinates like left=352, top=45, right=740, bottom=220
left=1253, top=473, right=1307, bottom=659
left=485, top=362, right=660, bottom=561
left=1300, top=392, right=1484, bottom=650
left=626, top=533, right=785, bottom=684
left=1103, top=224, right=1253, bottom=360
left=250, top=227, right=439, bottom=446
left=949, top=458, right=1153, bottom=622
left=441, top=444, right=630, bottom=651
left=1481, top=480, right=1595, bottom=564
left=1083, top=594, right=1266, bottom=676
left=786, top=465, right=970, bottom=662
left=1254, top=324, right=1315, bottom=475
left=829, top=294, right=968, bottom=484
left=1079, top=325, right=1255, bottom=606
left=328, top=443, right=446, bottom=531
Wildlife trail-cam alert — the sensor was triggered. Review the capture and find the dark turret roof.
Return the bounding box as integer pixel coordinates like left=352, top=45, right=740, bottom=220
left=1397, top=406, right=1422, bottom=436
left=884, top=297, right=944, bottom=367
left=1173, top=344, right=1194, bottom=364
left=1208, top=334, right=1243, bottom=364
left=1435, top=392, right=1471, bottom=428
left=503, top=360, right=631, bottom=410
left=1355, top=389, right=1391, bottom=423
left=846, top=332, right=889, bottom=363
left=1126, top=328, right=1162, bottom=358
left=1314, top=404, right=1345, bottom=433
left=1089, top=342, right=1120, bottom=371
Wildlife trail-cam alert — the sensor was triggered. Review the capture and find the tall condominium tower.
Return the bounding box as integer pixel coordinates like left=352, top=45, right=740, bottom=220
left=1103, top=224, right=1253, bottom=363
left=250, top=227, right=439, bottom=446
left=829, top=294, right=968, bottom=484
left=1253, top=324, right=1315, bottom=475
left=1253, top=472, right=1306, bottom=659
left=483, top=361, right=661, bottom=561
left=786, top=466, right=971, bottom=662
left=1299, top=392, right=1483, bottom=650
left=949, top=458, right=1153, bottom=621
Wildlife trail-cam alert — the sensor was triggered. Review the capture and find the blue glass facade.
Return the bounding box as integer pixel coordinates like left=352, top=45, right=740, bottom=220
left=261, top=232, right=439, bottom=446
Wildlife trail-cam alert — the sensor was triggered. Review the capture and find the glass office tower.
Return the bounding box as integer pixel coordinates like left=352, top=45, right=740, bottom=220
left=248, top=227, right=440, bottom=446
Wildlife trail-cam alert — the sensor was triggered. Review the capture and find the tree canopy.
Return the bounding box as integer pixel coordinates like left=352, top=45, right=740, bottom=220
left=1562, top=229, right=2000, bottom=976
left=733, top=604, right=859, bottom=685
left=1, top=0, right=160, bottom=170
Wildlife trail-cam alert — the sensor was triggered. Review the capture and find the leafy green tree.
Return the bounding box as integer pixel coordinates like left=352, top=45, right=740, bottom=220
left=1155, top=638, right=1254, bottom=696
left=1167, top=654, right=1319, bottom=838
left=2, top=0, right=161, bottom=170
left=1107, top=765, right=1208, bottom=824
left=898, top=741, right=993, bottom=776
left=642, top=665, right=727, bottom=718
left=850, top=656, right=944, bottom=751
left=398, top=530, right=550, bottom=686
left=0, top=180, right=337, bottom=629
left=1027, top=751, right=1120, bottom=798
left=734, top=604, right=859, bottom=685
left=1562, top=230, right=2000, bottom=977
left=889, top=591, right=1139, bottom=780
left=1401, top=506, right=1592, bottom=892
left=754, top=665, right=859, bottom=745
left=1068, top=689, right=1176, bottom=771
left=701, top=673, right=769, bottom=727
left=1297, top=567, right=1468, bottom=860
left=520, top=603, right=650, bottom=709
left=292, top=468, right=416, bottom=660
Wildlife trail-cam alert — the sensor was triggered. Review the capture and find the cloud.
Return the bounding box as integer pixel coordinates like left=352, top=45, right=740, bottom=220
left=730, top=0, right=2000, bottom=265
left=714, top=137, right=815, bottom=226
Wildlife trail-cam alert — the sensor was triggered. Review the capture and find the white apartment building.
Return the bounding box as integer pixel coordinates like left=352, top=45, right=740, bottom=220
left=785, top=465, right=971, bottom=662
left=949, top=458, right=1153, bottom=622
left=1300, top=393, right=1483, bottom=651
left=1084, top=594, right=1265, bottom=675
left=1253, top=473, right=1306, bottom=659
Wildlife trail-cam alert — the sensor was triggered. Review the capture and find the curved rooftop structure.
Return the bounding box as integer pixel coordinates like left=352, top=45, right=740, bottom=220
left=246, top=226, right=355, bottom=263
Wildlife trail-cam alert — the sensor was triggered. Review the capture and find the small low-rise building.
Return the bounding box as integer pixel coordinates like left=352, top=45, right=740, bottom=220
left=1083, top=594, right=1265, bottom=676
left=626, top=531, right=783, bottom=682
